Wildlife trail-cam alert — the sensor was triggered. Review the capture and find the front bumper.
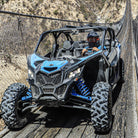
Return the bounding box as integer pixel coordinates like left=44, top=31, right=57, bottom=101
left=29, top=77, right=73, bottom=103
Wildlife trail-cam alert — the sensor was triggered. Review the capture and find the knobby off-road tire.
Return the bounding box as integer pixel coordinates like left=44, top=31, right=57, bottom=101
left=91, top=82, right=112, bottom=133
left=119, top=58, right=125, bottom=83
left=1, top=83, right=31, bottom=129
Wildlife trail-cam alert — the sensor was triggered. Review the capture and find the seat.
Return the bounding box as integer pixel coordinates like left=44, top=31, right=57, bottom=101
left=104, top=39, right=110, bottom=47
left=72, top=41, right=80, bottom=49
left=63, top=41, right=72, bottom=50
left=72, top=41, right=82, bottom=57
left=57, top=41, right=73, bottom=57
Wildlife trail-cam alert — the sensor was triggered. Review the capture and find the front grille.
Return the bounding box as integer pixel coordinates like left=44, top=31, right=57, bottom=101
left=36, top=73, right=45, bottom=85
left=36, top=72, right=62, bottom=85
left=56, top=84, right=67, bottom=96
left=43, top=88, right=54, bottom=94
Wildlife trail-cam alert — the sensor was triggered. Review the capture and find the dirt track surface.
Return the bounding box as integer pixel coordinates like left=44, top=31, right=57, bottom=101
left=0, top=0, right=138, bottom=137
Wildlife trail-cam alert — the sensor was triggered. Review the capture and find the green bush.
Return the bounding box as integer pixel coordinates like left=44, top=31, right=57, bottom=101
left=54, top=9, right=59, bottom=15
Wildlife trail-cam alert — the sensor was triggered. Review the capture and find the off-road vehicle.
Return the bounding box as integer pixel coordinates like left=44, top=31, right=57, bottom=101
left=1, top=25, right=124, bottom=133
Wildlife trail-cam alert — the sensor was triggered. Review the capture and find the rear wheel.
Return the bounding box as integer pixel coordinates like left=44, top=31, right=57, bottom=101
left=1, top=83, right=31, bottom=129
left=91, top=82, right=112, bottom=133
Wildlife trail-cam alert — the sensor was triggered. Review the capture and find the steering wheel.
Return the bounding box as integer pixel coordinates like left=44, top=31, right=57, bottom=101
left=84, top=48, right=94, bottom=56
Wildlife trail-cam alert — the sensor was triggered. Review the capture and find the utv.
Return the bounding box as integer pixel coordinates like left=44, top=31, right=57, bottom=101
left=1, top=25, right=124, bottom=133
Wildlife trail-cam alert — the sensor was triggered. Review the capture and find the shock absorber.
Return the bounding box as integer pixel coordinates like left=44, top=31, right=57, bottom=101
left=75, top=78, right=90, bottom=96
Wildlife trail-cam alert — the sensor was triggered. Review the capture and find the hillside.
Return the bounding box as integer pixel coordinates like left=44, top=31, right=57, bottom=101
left=0, top=0, right=127, bottom=23
left=131, top=0, right=138, bottom=19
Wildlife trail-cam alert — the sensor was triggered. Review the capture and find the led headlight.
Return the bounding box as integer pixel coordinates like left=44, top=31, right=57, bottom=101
left=69, top=68, right=81, bottom=78
left=28, top=69, right=34, bottom=78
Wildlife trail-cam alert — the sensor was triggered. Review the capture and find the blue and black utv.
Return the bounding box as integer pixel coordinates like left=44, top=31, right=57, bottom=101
left=1, top=25, right=124, bottom=133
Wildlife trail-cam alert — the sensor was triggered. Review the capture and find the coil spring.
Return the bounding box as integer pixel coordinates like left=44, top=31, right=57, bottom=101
left=76, top=78, right=90, bottom=96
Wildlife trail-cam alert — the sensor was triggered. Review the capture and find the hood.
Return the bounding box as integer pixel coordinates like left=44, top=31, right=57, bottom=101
left=29, top=53, right=81, bottom=73
left=29, top=54, right=68, bottom=73
left=40, top=60, right=68, bottom=73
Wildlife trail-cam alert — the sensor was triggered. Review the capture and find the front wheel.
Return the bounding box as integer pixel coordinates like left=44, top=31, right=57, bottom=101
left=91, top=82, right=112, bottom=133
left=1, top=83, right=31, bottom=129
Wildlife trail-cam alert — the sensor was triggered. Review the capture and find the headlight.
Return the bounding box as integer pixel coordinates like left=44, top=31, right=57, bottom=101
left=69, top=68, right=81, bottom=78
left=28, top=69, right=34, bottom=78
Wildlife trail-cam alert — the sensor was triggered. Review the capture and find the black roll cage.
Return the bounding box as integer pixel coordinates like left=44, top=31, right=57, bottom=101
left=35, top=26, right=115, bottom=54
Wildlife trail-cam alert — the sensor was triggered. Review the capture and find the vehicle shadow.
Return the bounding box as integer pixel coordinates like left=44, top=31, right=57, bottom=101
left=36, top=107, right=91, bottom=128
left=112, top=82, right=123, bottom=106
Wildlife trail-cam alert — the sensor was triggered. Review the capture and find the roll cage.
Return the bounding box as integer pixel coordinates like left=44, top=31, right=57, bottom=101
left=35, top=25, right=116, bottom=58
